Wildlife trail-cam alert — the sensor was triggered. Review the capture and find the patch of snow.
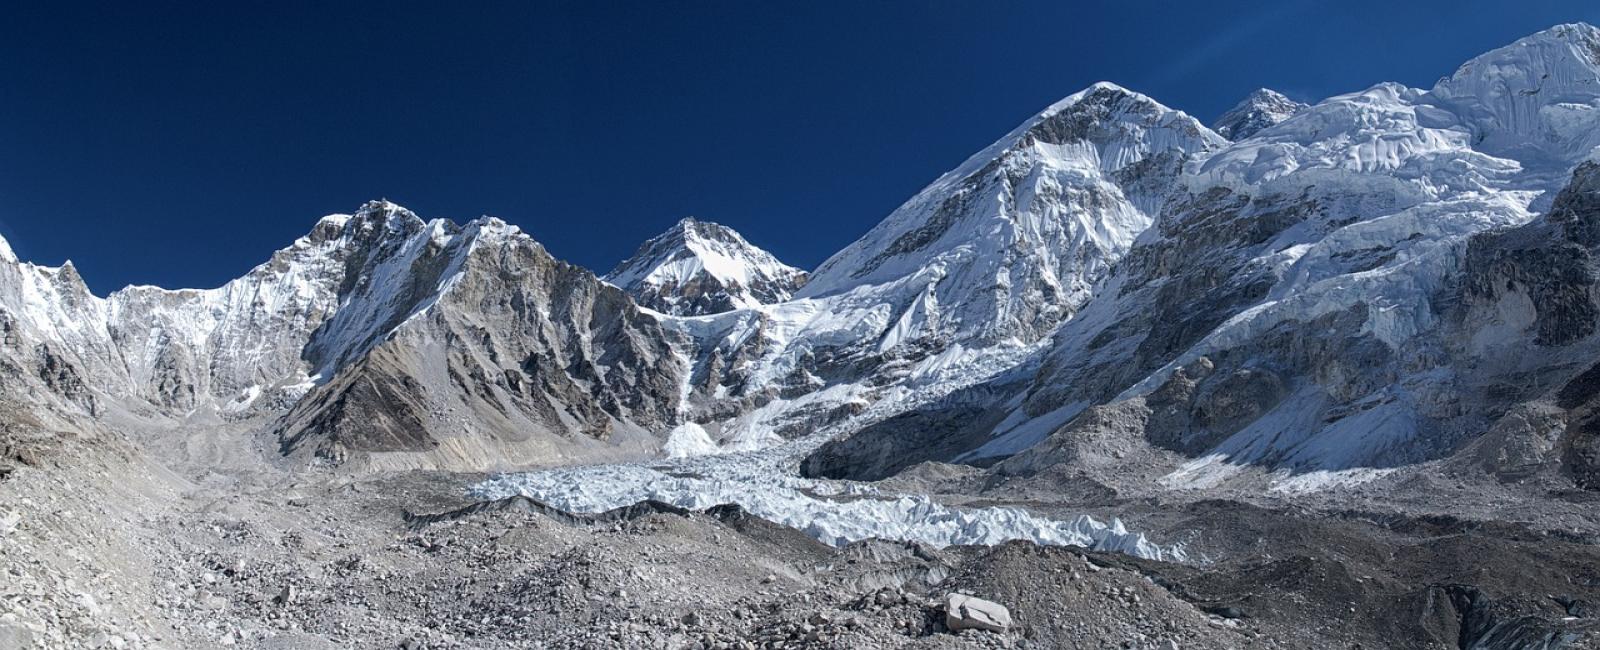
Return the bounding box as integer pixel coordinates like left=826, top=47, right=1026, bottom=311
left=660, top=422, right=720, bottom=459
left=1268, top=467, right=1397, bottom=494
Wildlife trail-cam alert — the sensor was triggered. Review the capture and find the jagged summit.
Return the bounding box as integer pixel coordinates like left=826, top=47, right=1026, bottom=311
left=604, top=217, right=806, bottom=316
left=1211, top=88, right=1306, bottom=140
left=0, top=230, right=15, bottom=264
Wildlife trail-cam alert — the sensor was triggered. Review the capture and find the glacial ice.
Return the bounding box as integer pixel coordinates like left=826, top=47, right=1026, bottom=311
left=470, top=444, right=1184, bottom=562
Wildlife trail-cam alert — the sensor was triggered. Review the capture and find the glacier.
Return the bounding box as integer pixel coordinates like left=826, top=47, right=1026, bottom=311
left=470, top=442, right=1183, bottom=561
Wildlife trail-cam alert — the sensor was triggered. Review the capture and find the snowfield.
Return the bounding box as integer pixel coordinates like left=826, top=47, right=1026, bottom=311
left=469, top=442, right=1185, bottom=562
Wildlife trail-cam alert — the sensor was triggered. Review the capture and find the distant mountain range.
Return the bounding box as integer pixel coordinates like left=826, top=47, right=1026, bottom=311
left=6, top=23, right=1600, bottom=494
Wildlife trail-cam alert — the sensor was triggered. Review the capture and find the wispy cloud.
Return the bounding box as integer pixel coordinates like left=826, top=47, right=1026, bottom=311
left=1139, top=0, right=1316, bottom=89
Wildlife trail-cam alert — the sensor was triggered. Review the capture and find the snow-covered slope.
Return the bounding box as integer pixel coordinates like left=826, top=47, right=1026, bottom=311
left=801, top=83, right=1223, bottom=339
left=659, top=83, right=1225, bottom=452
left=1429, top=23, right=1600, bottom=178
left=808, top=23, right=1600, bottom=491
left=1211, top=88, right=1307, bottom=141
left=605, top=218, right=806, bottom=316
left=0, top=209, right=357, bottom=419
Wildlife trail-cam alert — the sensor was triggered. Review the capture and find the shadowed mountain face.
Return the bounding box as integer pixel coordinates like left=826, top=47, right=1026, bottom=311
left=276, top=210, right=691, bottom=471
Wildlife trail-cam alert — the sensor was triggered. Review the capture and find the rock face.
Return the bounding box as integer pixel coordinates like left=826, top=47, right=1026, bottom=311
left=1449, top=161, right=1600, bottom=489
left=605, top=218, right=807, bottom=316
left=276, top=210, right=689, bottom=470
left=1211, top=88, right=1306, bottom=140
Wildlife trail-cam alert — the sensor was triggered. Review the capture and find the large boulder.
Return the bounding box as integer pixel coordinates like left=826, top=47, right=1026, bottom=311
left=944, top=593, right=1011, bottom=633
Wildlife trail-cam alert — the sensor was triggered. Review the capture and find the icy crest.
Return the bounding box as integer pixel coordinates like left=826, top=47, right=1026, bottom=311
left=781, top=82, right=1222, bottom=368
left=1194, top=83, right=1518, bottom=193
left=804, top=82, right=1223, bottom=300
left=1428, top=23, right=1600, bottom=170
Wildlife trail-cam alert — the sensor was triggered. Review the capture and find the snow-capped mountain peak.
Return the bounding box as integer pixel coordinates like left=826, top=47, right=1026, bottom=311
left=1428, top=22, right=1600, bottom=171
left=796, top=81, right=1223, bottom=348
left=0, top=230, right=16, bottom=264
left=906, top=82, right=1221, bottom=201
left=604, top=217, right=806, bottom=316
left=1212, top=88, right=1307, bottom=140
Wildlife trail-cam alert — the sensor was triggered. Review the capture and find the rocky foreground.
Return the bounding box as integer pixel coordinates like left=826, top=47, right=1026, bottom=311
left=4, top=429, right=1600, bottom=650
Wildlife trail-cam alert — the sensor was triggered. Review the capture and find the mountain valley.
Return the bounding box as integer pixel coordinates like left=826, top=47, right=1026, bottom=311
left=7, top=23, right=1600, bottom=650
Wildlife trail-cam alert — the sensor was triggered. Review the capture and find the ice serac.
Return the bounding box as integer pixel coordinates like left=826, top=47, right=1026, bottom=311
left=1211, top=88, right=1307, bottom=140
left=998, top=26, right=1600, bottom=485
left=605, top=218, right=807, bottom=316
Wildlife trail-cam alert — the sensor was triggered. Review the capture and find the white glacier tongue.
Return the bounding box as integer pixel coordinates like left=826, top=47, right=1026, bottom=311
left=469, top=445, right=1183, bottom=561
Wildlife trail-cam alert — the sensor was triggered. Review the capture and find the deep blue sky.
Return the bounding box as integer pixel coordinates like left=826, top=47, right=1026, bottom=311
left=3, top=1, right=1597, bottom=293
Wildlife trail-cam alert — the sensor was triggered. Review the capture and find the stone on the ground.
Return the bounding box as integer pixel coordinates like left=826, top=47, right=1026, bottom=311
left=0, top=623, right=34, bottom=650
left=944, top=593, right=1011, bottom=633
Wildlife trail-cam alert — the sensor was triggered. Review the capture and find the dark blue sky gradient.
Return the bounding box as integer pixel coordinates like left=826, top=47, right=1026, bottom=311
left=3, top=1, right=1597, bottom=293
